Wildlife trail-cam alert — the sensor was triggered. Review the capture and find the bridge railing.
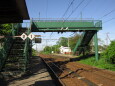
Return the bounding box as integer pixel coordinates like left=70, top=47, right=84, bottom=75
left=31, top=19, right=102, bottom=30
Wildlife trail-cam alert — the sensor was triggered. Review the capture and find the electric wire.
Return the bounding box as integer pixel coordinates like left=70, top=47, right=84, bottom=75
left=99, top=9, right=115, bottom=19
left=103, top=18, right=115, bottom=24
left=46, top=0, right=48, bottom=18
left=50, top=32, right=53, bottom=39
left=61, top=0, right=75, bottom=18
left=68, top=0, right=92, bottom=27
left=76, top=0, right=92, bottom=18
left=65, top=0, right=86, bottom=20
left=45, top=0, right=48, bottom=28
left=61, top=0, right=86, bottom=27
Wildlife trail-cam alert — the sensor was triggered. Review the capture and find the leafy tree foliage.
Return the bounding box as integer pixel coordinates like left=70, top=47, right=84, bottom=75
left=0, top=24, right=12, bottom=45
left=101, top=40, right=115, bottom=64
left=57, top=37, right=68, bottom=47
left=0, top=24, right=12, bottom=35
left=43, top=45, right=60, bottom=54
left=56, top=34, right=81, bottom=50
left=44, top=46, right=51, bottom=53
left=32, top=48, right=37, bottom=56
left=69, top=33, right=81, bottom=50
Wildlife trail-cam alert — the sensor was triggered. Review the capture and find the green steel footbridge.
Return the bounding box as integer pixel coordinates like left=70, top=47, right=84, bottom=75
left=31, top=19, right=102, bottom=61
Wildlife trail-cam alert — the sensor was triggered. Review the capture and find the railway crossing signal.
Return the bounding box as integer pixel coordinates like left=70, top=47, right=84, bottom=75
left=0, top=33, right=40, bottom=40
left=21, top=33, right=37, bottom=40
left=28, top=33, right=35, bottom=40
left=21, top=33, right=28, bottom=40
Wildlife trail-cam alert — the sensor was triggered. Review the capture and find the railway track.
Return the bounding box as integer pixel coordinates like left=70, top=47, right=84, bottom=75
left=40, top=54, right=115, bottom=86
left=41, top=57, right=66, bottom=86
left=41, top=56, right=98, bottom=86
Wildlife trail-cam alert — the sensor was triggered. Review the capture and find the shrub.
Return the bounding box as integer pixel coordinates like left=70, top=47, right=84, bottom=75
left=101, top=41, right=115, bottom=64
left=32, top=49, right=37, bottom=56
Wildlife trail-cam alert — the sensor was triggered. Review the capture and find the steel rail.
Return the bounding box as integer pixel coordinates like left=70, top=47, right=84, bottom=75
left=42, top=57, right=98, bottom=86
left=41, top=57, right=66, bottom=86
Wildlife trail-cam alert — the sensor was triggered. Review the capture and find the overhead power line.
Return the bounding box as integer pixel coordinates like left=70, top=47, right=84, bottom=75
left=66, top=0, right=86, bottom=20
left=81, top=0, right=92, bottom=11
left=61, top=0, right=85, bottom=27
left=68, top=0, right=92, bottom=26
left=50, top=32, right=53, bottom=39
left=46, top=0, right=48, bottom=18
left=76, top=0, right=92, bottom=18
left=99, top=9, right=115, bottom=19
left=103, top=18, right=115, bottom=23
left=61, top=0, right=75, bottom=18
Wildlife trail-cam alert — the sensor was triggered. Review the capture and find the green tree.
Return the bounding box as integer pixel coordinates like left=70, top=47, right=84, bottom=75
left=43, top=46, right=52, bottom=54
left=42, top=44, right=60, bottom=54
left=51, top=45, right=60, bottom=53
left=101, top=40, right=115, bottom=64
left=32, top=48, right=37, bottom=56
left=69, top=33, right=81, bottom=50
left=57, top=37, right=68, bottom=47
left=0, top=24, right=12, bottom=35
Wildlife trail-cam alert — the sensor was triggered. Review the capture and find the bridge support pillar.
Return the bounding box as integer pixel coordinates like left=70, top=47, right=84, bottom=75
left=94, top=32, right=99, bottom=61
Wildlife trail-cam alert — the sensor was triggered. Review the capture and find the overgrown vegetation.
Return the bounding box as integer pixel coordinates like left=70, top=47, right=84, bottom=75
left=80, top=56, right=115, bottom=71
left=0, top=24, right=12, bottom=35
left=101, top=41, right=115, bottom=64
left=0, top=24, right=13, bottom=48
left=80, top=40, right=115, bottom=71
left=41, top=45, right=60, bottom=54
left=57, top=37, right=68, bottom=47
left=32, top=48, right=37, bottom=56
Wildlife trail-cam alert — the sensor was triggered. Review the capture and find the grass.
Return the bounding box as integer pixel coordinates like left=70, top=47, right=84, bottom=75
left=79, top=56, right=115, bottom=71
left=40, top=51, right=51, bottom=55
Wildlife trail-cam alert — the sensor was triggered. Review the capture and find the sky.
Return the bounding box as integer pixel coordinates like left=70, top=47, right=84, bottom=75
left=24, top=0, right=115, bottom=51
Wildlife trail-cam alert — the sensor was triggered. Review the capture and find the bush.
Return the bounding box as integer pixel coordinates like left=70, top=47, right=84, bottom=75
left=32, top=49, right=37, bottom=56
left=80, top=56, right=115, bottom=71
left=0, top=24, right=12, bottom=35
left=101, top=41, right=115, bottom=64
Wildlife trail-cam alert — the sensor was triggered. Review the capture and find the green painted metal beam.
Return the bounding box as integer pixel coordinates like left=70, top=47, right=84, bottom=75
left=73, top=30, right=97, bottom=55
left=94, top=32, right=99, bottom=61
left=31, top=28, right=101, bottom=32
left=31, top=20, right=102, bottom=32
left=73, top=32, right=85, bottom=55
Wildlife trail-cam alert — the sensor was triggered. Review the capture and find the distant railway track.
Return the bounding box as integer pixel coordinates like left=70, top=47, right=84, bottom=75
left=40, top=54, right=115, bottom=86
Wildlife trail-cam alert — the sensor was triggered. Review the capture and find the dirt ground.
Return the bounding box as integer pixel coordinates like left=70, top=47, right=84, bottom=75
left=40, top=54, right=115, bottom=86
left=8, top=56, right=56, bottom=86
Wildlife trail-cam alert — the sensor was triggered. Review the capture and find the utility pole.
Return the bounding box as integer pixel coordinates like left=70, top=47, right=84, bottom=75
left=36, top=44, right=37, bottom=51
left=106, top=32, right=111, bottom=45
left=107, top=32, right=111, bottom=41
left=68, top=38, right=69, bottom=47
left=80, top=12, right=82, bottom=20
left=46, top=40, right=47, bottom=46
left=39, top=12, right=40, bottom=20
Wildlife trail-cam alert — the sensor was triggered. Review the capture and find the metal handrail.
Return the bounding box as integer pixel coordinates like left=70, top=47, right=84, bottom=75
left=23, top=23, right=31, bottom=72
left=0, top=23, right=21, bottom=71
